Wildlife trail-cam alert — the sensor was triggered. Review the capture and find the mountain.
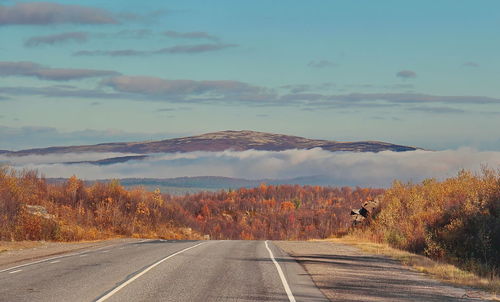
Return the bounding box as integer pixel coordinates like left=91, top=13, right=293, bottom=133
left=8, top=130, right=420, bottom=155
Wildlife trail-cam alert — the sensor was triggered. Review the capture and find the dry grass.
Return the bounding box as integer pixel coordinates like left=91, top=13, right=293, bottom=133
left=326, top=236, right=500, bottom=299
left=0, top=241, right=44, bottom=253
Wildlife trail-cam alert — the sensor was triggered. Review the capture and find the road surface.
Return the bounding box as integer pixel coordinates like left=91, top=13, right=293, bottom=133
left=0, top=240, right=327, bottom=302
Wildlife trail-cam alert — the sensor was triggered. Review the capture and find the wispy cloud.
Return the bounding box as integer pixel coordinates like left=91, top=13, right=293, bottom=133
left=0, top=61, right=119, bottom=81
left=163, top=30, right=220, bottom=41
left=100, top=75, right=267, bottom=101
left=116, top=9, right=167, bottom=22
left=3, top=148, right=500, bottom=187
left=2, top=75, right=500, bottom=111
left=0, top=2, right=117, bottom=25
left=74, top=49, right=145, bottom=57
left=280, top=84, right=312, bottom=93
left=396, top=70, right=417, bottom=79
left=74, top=43, right=237, bottom=56
left=284, top=92, right=500, bottom=107
left=280, top=83, right=337, bottom=93
left=463, top=61, right=480, bottom=68
left=24, top=32, right=88, bottom=47
left=479, top=111, right=500, bottom=116
left=408, top=106, right=466, bottom=114
left=155, top=43, right=237, bottom=54
left=112, top=29, right=153, bottom=39
left=0, top=85, right=126, bottom=99
left=384, top=83, right=414, bottom=90
left=156, top=107, right=192, bottom=112
left=24, top=30, right=157, bottom=48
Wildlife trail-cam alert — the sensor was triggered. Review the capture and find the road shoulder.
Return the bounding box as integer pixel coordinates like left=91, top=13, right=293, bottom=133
left=0, top=238, right=136, bottom=269
left=275, top=241, right=495, bottom=302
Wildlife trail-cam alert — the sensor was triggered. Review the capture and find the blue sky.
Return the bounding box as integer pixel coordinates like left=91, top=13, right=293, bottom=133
left=1, top=0, right=500, bottom=150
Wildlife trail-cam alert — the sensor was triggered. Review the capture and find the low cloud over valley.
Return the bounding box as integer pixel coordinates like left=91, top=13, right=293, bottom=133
left=2, top=148, right=500, bottom=187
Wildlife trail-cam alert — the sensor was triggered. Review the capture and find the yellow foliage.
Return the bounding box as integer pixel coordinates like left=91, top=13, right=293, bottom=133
left=356, top=168, right=500, bottom=279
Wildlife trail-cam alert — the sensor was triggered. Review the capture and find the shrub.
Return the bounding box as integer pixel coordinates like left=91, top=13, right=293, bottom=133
left=359, top=169, right=500, bottom=277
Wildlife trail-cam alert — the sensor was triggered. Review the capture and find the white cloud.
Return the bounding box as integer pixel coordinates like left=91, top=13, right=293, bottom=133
left=2, top=148, right=500, bottom=187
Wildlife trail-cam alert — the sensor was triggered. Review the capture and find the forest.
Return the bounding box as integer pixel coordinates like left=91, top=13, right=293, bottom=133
left=0, top=166, right=381, bottom=242
left=1, top=166, right=498, bottom=278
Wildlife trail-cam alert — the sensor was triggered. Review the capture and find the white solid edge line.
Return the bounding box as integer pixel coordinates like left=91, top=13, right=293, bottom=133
left=95, top=242, right=205, bottom=302
left=0, top=248, right=101, bottom=273
left=265, top=240, right=296, bottom=302
left=0, top=253, right=79, bottom=273
left=0, top=240, right=139, bottom=274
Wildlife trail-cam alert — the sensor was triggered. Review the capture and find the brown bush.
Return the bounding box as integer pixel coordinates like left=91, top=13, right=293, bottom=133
left=357, top=169, right=500, bottom=277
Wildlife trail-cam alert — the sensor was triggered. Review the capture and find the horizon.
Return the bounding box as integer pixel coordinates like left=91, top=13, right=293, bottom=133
left=1, top=1, right=500, bottom=151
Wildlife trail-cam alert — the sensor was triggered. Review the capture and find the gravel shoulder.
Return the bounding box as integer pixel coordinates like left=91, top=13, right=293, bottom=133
left=275, top=240, right=496, bottom=302
left=0, top=238, right=137, bottom=269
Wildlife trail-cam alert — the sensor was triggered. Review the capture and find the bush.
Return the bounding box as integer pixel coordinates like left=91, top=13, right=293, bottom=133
left=359, top=169, right=500, bottom=277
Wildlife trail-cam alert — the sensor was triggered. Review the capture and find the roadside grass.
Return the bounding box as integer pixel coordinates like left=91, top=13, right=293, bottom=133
left=325, top=236, right=500, bottom=299
left=0, top=241, right=44, bottom=254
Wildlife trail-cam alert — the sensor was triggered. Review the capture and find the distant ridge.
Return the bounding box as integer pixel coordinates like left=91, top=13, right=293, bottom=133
left=7, top=130, right=420, bottom=155
left=47, top=175, right=350, bottom=194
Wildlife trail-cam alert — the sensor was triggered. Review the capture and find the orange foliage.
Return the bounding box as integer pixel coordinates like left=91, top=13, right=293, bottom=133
left=280, top=201, right=295, bottom=211
left=169, top=183, right=382, bottom=240
left=0, top=167, right=200, bottom=241
left=0, top=167, right=383, bottom=242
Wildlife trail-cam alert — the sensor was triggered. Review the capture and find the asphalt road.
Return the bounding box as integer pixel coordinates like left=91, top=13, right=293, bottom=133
left=0, top=240, right=328, bottom=302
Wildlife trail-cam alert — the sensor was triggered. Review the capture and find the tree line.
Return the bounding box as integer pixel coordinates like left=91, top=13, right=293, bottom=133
left=0, top=167, right=381, bottom=242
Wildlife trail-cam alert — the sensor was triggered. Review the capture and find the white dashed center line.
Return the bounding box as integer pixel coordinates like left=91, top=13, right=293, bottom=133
left=9, top=270, right=22, bottom=274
